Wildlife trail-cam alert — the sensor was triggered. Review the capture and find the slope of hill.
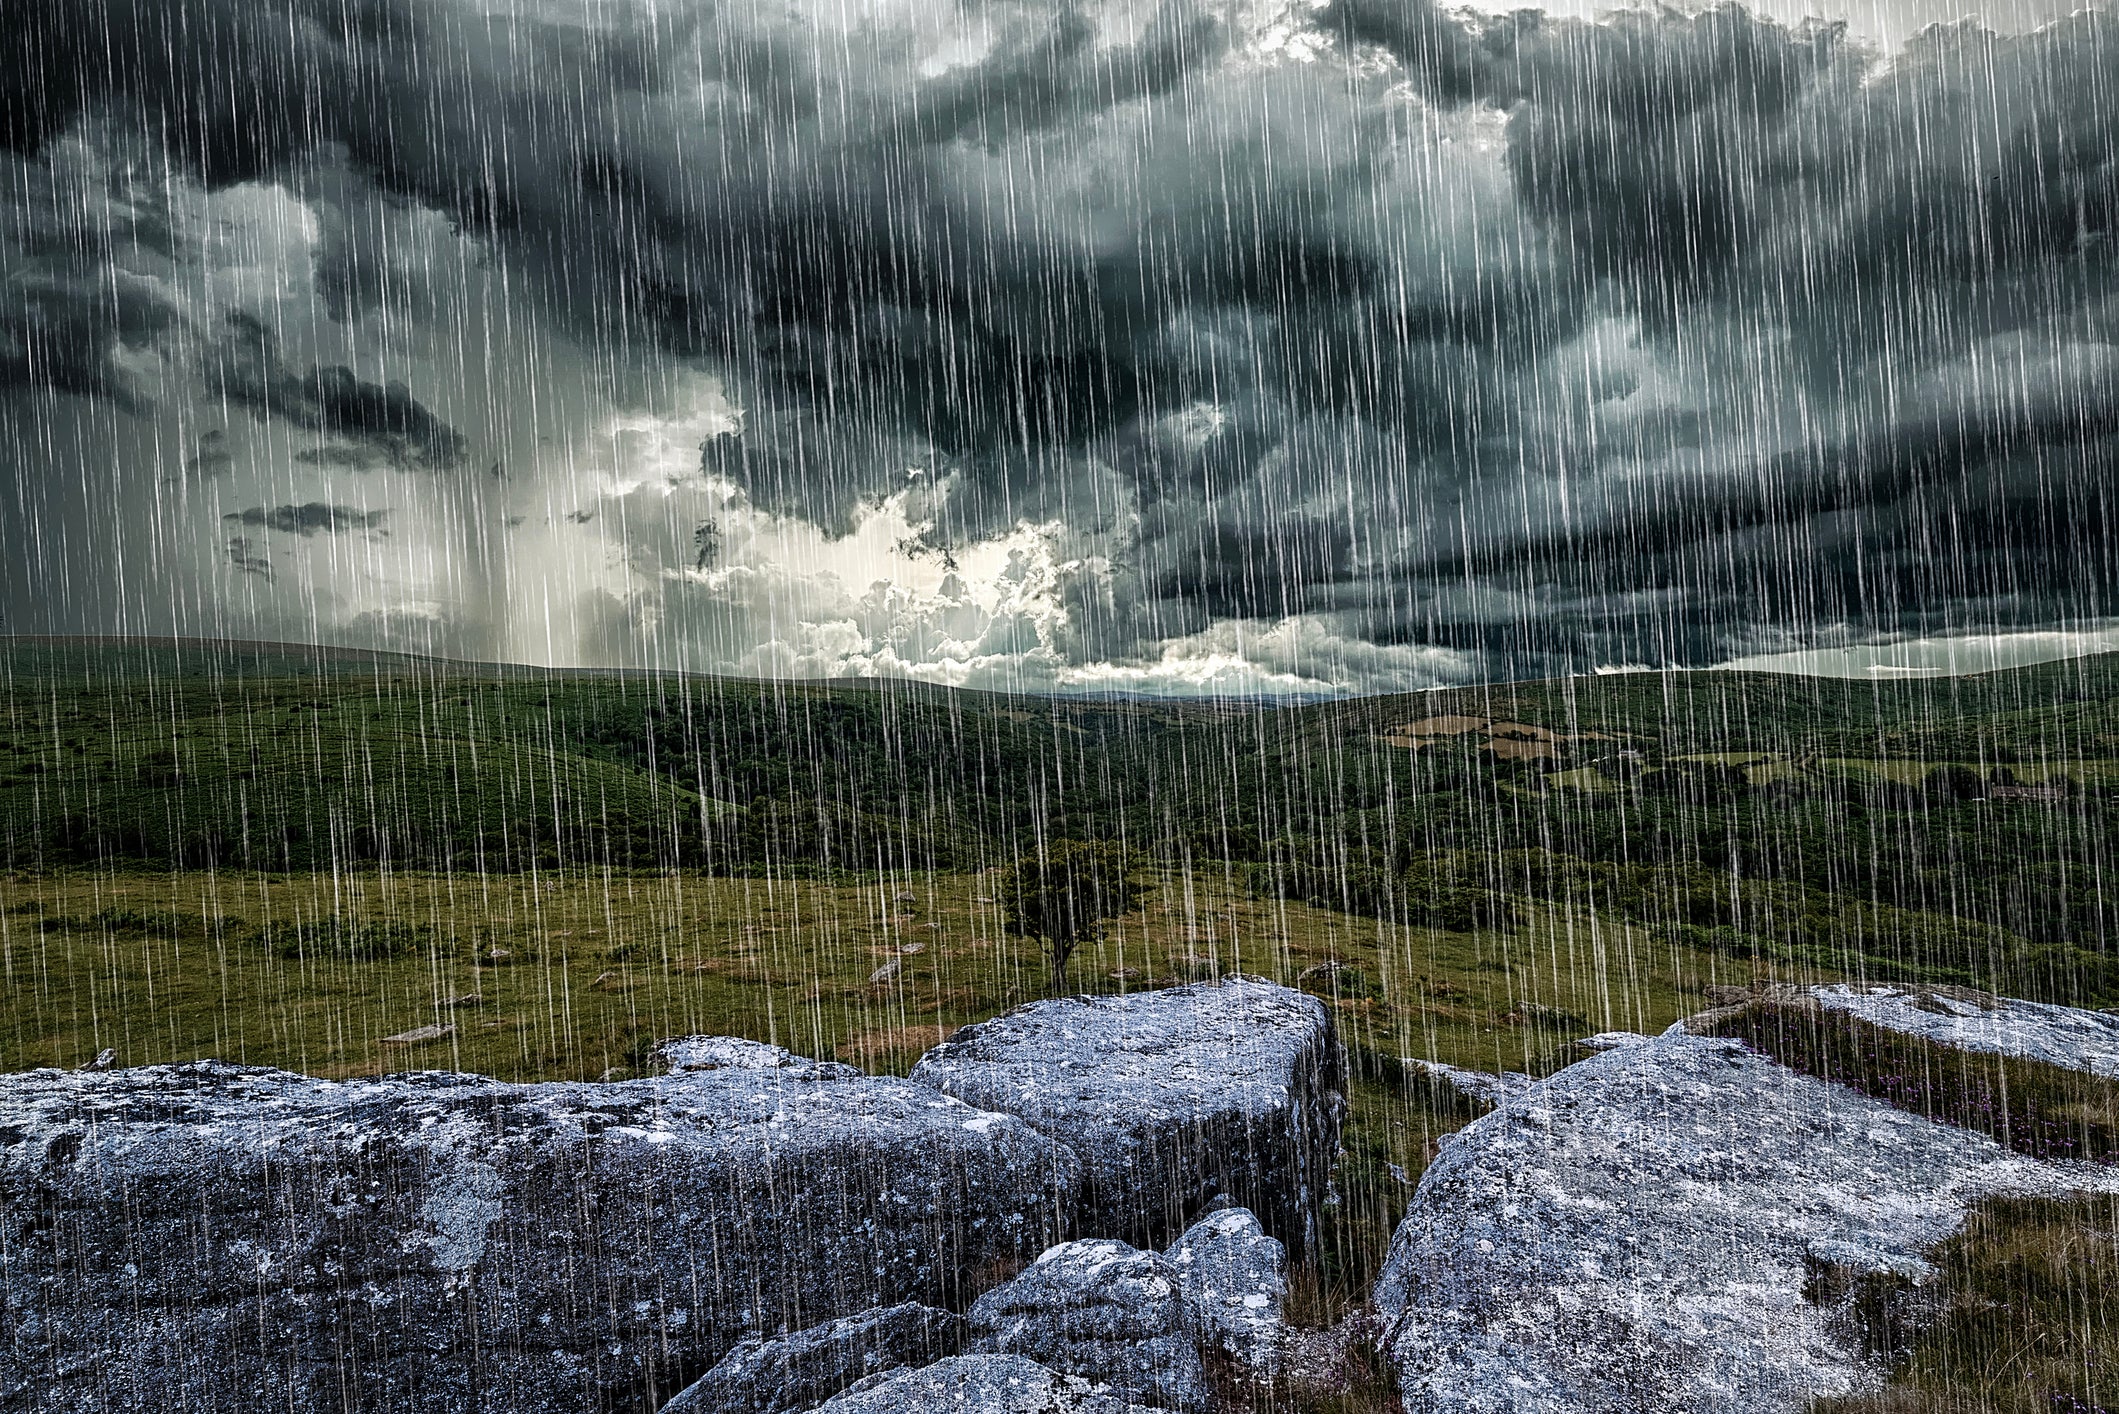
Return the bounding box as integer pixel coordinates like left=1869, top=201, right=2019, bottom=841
left=2, top=638, right=2115, bottom=1005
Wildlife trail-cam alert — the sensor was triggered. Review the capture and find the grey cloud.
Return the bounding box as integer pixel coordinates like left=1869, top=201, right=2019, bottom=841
left=1, top=154, right=181, bottom=407
left=223, top=502, right=389, bottom=535
left=224, top=536, right=273, bottom=579
left=206, top=313, right=467, bottom=471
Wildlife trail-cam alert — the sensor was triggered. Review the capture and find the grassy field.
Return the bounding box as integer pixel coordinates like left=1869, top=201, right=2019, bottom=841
left=0, top=861, right=1763, bottom=1309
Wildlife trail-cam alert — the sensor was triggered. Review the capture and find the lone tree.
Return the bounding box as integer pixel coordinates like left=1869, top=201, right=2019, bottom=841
left=998, top=841, right=1150, bottom=992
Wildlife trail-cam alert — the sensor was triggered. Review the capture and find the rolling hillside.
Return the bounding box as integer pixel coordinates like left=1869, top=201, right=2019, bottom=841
left=3, top=636, right=2117, bottom=1005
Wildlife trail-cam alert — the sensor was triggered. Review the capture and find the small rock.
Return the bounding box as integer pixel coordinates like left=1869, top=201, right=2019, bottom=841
left=868, top=960, right=904, bottom=987
left=1164, top=1207, right=1287, bottom=1376
left=589, top=970, right=631, bottom=992
left=443, top=992, right=485, bottom=1009
left=662, top=1303, right=965, bottom=1414
left=78, top=1048, right=116, bottom=1072
left=1575, top=1031, right=1651, bottom=1051
left=378, top=1024, right=454, bottom=1046
left=809, top=1354, right=1152, bottom=1412
left=478, top=946, right=515, bottom=966
left=968, top=1239, right=1210, bottom=1412
left=1402, top=1058, right=1533, bottom=1107
left=652, top=1036, right=859, bottom=1078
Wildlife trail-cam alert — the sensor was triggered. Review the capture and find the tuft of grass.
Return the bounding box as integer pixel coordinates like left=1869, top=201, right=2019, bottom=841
left=1812, top=1193, right=2119, bottom=1414
left=256, top=918, right=441, bottom=963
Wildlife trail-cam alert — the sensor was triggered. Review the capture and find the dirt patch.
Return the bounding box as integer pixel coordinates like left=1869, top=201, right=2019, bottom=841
left=1389, top=715, right=1492, bottom=737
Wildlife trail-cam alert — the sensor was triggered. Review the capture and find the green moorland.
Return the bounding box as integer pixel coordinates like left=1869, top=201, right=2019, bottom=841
left=1, top=636, right=2115, bottom=1408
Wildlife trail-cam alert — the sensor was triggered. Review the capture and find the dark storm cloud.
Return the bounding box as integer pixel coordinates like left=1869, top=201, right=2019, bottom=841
left=206, top=314, right=468, bottom=471
left=223, top=503, right=390, bottom=536
left=0, top=155, right=179, bottom=407
left=896, top=4, right=1227, bottom=144
left=8, top=0, right=2119, bottom=677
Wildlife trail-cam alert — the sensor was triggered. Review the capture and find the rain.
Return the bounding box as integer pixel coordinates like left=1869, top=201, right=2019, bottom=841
left=1, top=0, right=2115, bottom=1410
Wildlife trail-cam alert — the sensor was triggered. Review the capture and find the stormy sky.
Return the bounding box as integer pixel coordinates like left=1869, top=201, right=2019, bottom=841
left=4, top=0, right=2117, bottom=694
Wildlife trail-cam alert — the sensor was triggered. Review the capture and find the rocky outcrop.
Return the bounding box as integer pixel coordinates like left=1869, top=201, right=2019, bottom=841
left=968, top=1239, right=1210, bottom=1412
left=660, top=1302, right=965, bottom=1414
left=1805, top=983, right=2119, bottom=1077
left=1373, top=1029, right=2119, bottom=1413
left=807, top=1354, right=1153, bottom=1413
left=910, top=977, right=1345, bottom=1253
left=1163, top=1206, right=1287, bottom=1377
left=0, top=1057, right=1078, bottom=1414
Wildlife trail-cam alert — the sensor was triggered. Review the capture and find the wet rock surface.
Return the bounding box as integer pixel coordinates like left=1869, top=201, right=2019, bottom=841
left=1805, top=983, right=2119, bottom=1078
left=1373, top=1030, right=2119, bottom=1413
left=910, top=977, right=1345, bottom=1252
left=0, top=1056, right=1077, bottom=1414
left=1163, top=1206, right=1287, bottom=1376
left=1404, top=1058, right=1536, bottom=1107
left=659, top=1302, right=965, bottom=1414
left=968, top=1238, right=1210, bottom=1412
left=807, top=1354, right=1153, bottom=1413
left=652, top=1035, right=862, bottom=1078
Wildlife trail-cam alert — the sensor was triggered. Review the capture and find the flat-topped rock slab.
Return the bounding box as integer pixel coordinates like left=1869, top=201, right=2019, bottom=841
left=910, top=978, right=1344, bottom=1253
left=1806, top=983, right=2119, bottom=1077
left=0, top=1055, right=1077, bottom=1414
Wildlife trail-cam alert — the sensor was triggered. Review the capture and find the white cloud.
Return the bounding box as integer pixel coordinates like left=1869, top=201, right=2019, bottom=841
left=1712, top=623, right=2119, bottom=679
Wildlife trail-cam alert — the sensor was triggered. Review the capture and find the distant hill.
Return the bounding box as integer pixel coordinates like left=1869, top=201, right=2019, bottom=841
left=3, top=636, right=2115, bottom=1005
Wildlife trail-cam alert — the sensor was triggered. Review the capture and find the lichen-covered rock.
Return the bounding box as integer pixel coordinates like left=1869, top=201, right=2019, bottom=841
left=1806, top=983, right=2119, bottom=1077
left=1164, top=1206, right=1286, bottom=1376
left=968, top=1239, right=1210, bottom=1412
left=652, top=1035, right=862, bottom=1078
left=661, top=1302, right=965, bottom=1414
left=1373, top=1031, right=2119, bottom=1413
left=808, top=1354, right=1153, bottom=1413
left=0, top=1056, right=1078, bottom=1414
left=910, top=977, right=1345, bottom=1253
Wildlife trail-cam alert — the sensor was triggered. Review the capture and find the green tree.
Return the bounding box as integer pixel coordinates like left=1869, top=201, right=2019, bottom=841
left=999, top=841, right=1151, bottom=992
